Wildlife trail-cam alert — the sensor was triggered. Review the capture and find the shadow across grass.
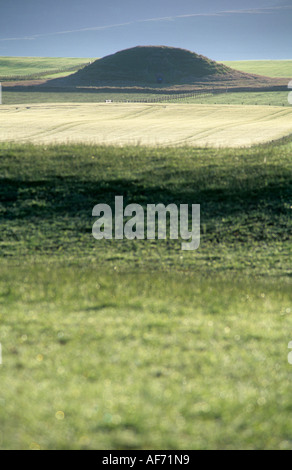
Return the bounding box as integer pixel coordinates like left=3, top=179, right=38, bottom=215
left=0, top=139, right=291, bottom=269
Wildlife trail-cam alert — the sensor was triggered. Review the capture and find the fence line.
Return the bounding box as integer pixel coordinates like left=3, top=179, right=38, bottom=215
left=114, top=90, right=217, bottom=104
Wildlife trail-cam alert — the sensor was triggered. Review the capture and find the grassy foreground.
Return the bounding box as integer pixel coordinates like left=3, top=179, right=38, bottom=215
left=1, top=267, right=291, bottom=450
left=0, top=139, right=291, bottom=449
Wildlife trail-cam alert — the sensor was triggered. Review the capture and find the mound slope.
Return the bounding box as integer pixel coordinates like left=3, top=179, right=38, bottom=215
left=49, top=46, right=240, bottom=87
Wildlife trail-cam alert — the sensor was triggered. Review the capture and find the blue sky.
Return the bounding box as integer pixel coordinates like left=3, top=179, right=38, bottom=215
left=0, top=0, right=291, bottom=59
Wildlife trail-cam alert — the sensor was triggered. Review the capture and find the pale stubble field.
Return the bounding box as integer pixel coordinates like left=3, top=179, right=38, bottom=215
left=1, top=102, right=292, bottom=147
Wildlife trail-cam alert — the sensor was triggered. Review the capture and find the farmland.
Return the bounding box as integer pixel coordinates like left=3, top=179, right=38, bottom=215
left=1, top=102, right=292, bottom=147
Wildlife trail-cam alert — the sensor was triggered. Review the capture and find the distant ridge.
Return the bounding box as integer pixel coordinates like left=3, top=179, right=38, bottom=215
left=49, top=46, right=240, bottom=87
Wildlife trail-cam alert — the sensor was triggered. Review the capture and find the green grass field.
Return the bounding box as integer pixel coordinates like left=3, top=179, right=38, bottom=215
left=0, top=138, right=292, bottom=449
left=184, top=91, right=290, bottom=106
left=0, top=57, right=95, bottom=80
left=2, top=90, right=290, bottom=107
left=221, top=60, right=292, bottom=78
left=2, top=91, right=174, bottom=105
left=1, top=102, right=292, bottom=147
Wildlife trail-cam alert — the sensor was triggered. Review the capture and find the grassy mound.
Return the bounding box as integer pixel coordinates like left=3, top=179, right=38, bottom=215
left=50, top=46, right=234, bottom=86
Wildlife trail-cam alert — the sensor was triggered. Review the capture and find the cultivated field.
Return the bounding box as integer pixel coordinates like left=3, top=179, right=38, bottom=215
left=1, top=102, right=292, bottom=147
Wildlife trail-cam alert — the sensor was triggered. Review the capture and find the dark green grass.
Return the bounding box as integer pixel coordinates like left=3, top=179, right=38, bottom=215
left=0, top=140, right=291, bottom=275
left=183, top=91, right=290, bottom=106
left=53, top=46, right=230, bottom=87
left=0, top=139, right=291, bottom=449
left=1, top=91, right=172, bottom=105
left=2, top=90, right=290, bottom=107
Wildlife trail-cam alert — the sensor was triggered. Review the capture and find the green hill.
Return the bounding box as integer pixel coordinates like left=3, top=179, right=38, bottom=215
left=50, top=46, right=235, bottom=86
left=221, top=60, right=292, bottom=78
left=0, top=57, right=94, bottom=81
